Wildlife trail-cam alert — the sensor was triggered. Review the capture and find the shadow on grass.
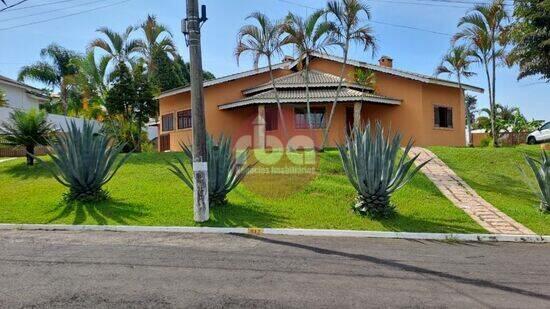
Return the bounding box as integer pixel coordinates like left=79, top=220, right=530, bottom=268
left=379, top=212, right=485, bottom=234
left=3, top=161, right=53, bottom=180
left=203, top=193, right=288, bottom=228
left=47, top=200, right=149, bottom=225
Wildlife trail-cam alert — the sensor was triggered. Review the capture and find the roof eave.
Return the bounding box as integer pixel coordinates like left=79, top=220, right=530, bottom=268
left=218, top=97, right=401, bottom=110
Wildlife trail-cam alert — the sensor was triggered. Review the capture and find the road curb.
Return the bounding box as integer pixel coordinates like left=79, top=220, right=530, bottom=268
left=0, top=224, right=548, bottom=243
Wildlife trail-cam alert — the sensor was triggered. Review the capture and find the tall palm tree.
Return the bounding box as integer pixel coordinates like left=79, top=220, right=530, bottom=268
left=435, top=45, right=477, bottom=147
left=322, top=0, right=376, bottom=149
left=235, top=12, right=289, bottom=141
left=18, top=43, right=79, bottom=115
left=88, top=26, right=140, bottom=70
left=283, top=10, right=339, bottom=131
left=349, top=67, right=375, bottom=128
left=70, top=50, right=109, bottom=119
left=135, top=15, right=178, bottom=74
left=454, top=0, right=508, bottom=146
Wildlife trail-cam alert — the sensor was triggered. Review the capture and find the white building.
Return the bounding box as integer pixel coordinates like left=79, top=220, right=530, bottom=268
left=0, top=74, right=48, bottom=109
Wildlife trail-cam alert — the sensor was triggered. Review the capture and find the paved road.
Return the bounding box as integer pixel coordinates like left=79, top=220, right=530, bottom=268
left=0, top=230, right=548, bottom=308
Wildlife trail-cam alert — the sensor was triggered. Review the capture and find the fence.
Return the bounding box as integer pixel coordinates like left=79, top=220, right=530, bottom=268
left=472, top=131, right=530, bottom=146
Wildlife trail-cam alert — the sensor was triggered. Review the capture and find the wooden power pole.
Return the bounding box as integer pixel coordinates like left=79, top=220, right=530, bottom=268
left=184, top=0, right=209, bottom=222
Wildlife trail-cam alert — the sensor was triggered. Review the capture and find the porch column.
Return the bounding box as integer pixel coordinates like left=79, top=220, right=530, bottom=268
left=254, top=104, right=266, bottom=149
left=353, top=102, right=362, bottom=128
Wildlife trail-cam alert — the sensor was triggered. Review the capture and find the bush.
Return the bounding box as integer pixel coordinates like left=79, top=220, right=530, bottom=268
left=337, top=122, right=430, bottom=218
left=0, top=108, right=54, bottom=166
left=168, top=135, right=254, bottom=206
left=479, top=137, right=493, bottom=147
left=39, top=120, right=131, bottom=202
left=521, top=150, right=549, bottom=212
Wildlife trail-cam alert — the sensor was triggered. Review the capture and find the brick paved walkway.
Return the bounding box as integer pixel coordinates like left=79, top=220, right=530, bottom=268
left=410, top=147, right=535, bottom=235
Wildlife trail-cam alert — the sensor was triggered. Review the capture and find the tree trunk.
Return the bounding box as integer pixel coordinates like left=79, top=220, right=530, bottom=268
left=458, top=76, right=472, bottom=147
left=60, top=78, right=68, bottom=116
left=322, top=42, right=349, bottom=150
left=26, top=145, right=34, bottom=166
left=267, top=56, right=288, bottom=143
left=483, top=63, right=496, bottom=145
left=491, top=46, right=498, bottom=147
left=304, top=56, right=313, bottom=130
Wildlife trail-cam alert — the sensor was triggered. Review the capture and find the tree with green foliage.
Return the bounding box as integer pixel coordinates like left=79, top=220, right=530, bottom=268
left=323, top=0, right=376, bottom=149
left=435, top=45, right=477, bottom=146
left=18, top=43, right=79, bottom=115
left=150, top=48, right=184, bottom=92
left=132, top=62, right=157, bottom=152
left=0, top=109, right=54, bottom=166
left=105, top=62, right=136, bottom=120
left=89, top=26, right=140, bottom=69
left=507, top=0, right=550, bottom=81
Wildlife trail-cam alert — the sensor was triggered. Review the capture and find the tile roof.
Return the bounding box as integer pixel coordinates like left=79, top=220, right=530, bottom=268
left=219, top=88, right=400, bottom=110
left=0, top=74, right=48, bottom=98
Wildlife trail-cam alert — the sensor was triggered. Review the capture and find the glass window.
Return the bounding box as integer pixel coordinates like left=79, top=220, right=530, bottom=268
left=540, top=122, right=550, bottom=130
left=434, top=106, right=453, bottom=128
left=162, top=113, right=174, bottom=132
left=295, top=107, right=325, bottom=129
left=177, top=110, right=192, bottom=129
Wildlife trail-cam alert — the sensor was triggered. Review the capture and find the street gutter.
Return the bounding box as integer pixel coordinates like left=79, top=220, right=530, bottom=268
left=0, top=224, right=548, bottom=243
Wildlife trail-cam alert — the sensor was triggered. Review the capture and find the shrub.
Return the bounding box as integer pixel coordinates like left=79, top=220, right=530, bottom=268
left=168, top=135, right=254, bottom=206
left=0, top=108, right=54, bottom=166
left=337, top=122, right=430, bottom=218
left=479, top=137, right=492, bottom=147
left=39, top=120, right=131, bottom=202
left=521, top=150, right=549, bottom=212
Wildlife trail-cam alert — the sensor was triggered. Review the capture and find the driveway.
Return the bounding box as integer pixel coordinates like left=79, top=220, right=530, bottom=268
left=0, top=230, right=548, bottom=308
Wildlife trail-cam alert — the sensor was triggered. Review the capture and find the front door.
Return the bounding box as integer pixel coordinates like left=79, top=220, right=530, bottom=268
left=159, top=134, right=170, bottom=152
left=346, top=107, right=354, bottom=135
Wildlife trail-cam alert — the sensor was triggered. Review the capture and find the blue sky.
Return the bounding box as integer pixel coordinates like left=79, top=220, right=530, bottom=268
left=0, top=0, right=547, bottom=120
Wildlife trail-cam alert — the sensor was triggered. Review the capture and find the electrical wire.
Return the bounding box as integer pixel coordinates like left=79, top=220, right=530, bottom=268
left=0, top=0, right=112, bottom=23
left=0, top=0, right=29, bottom=12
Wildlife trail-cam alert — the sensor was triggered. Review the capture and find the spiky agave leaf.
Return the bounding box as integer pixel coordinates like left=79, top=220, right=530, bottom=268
left=37, top=120, right=131, bottom=202
left=521, top=151, right=550, bottom=212
left=337, top=121, right=430, bottom=218
left=168, top=135, right=254, bottom=206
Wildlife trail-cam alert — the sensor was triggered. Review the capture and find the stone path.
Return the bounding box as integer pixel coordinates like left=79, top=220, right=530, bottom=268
left=409, top=147, right=535, bottom=235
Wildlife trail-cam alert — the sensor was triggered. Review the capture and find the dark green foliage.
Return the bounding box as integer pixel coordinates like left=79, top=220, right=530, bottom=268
left=150, top=49, right=184, bottom=92
left=508, top=0, right=550, bottom=81
left=337, top=122, right=429, bottom=218
left=105, top=62, right=135, bottom=120
left=521, top=150, right=549, bottom=212
left=168, top=135, right=254, bottom=206
left=0, top=109, right=54, bottom=166
left=39, top=120, right=131, bottom=202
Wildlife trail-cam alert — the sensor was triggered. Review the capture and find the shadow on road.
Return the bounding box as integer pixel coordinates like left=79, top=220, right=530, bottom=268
left=233, top=233, right=550, bottom=302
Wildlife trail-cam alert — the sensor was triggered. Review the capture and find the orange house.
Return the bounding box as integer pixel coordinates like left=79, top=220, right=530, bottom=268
left=157, top=53, right=483, bottom=151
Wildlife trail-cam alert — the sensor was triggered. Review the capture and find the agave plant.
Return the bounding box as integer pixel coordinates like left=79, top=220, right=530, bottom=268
left=168, top=135, right=254, bottom=206
left=337, top=122, right=430, bottom=218
left=39, top=120, right=131, bottom=202
left=521, top=151, right=549, bottom=212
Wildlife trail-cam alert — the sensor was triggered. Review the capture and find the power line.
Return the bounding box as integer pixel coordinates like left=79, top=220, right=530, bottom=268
left=0, top=0, right=29, bottom=12
left=0, top=0, right=112, bottom=23
left=276, top=0, right=454, bottom=36
left=2, top=0, right=82, bottom=12
left=0, top=0, right=134, bottom=31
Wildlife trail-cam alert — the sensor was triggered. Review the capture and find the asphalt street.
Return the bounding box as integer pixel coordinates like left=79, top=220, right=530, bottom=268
left=0, top=230, right=548, bottom=308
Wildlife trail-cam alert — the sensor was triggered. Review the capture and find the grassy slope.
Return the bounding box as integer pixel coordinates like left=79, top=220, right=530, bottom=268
left=0, top=151, right=484, bottom=233
left=430, top=145, right=549, bottom=235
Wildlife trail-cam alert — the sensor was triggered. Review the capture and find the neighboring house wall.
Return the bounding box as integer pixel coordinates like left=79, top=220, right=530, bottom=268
left=0, top=83, right=43, bottom=110
left=0, top=107, right=98, bottom=132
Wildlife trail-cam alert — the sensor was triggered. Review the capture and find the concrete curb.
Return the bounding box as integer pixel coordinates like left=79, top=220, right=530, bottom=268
left=0, top=224, right=548, bottom=243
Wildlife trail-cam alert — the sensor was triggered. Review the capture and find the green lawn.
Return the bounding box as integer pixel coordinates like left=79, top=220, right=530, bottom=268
left=0, top=151, right=484, bottom=233
left=430, top=145, right=550, bottom=235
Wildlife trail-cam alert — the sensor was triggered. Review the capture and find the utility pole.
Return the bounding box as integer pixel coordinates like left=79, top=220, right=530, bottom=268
left=184, top=0, right=209, bottom=222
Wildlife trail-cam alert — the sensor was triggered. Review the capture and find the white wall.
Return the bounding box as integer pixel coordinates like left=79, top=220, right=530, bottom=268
left=0, top=107, right=99, bottom=132
left=0, top=83, right=43, bottom=110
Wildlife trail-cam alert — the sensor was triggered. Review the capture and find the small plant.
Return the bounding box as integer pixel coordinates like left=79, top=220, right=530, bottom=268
left=337, top=122, right=430, bottom=218
left=168, top=135, right=254, bottom=206
left=0, top=88, right=8, bottom=107
left=0, top=108, right=54, bottom=166
left=39, top=120, right=131, bottom=202
left=521, top=150, right=549, bottom=212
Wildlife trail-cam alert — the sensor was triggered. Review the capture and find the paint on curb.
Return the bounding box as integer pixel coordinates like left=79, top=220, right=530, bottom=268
left=0, top=224, right=547, bottom=243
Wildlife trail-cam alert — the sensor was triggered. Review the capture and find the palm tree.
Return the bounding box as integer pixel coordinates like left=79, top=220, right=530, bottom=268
left=349, top=67, right=375, bottom=128
left=88, top=26, right=140, bottom=70
left=454, top=0, right=508, bottom=146
left=135, top=15, right=178, bottom=74
left=435, top=45, right=477, bottom=147
left=0, top=109, right=54, bottom=166
left=18, top=43, right=79, bottom=115
left=70, top=50, right=109, bottom=120
left=235, top=12, right=289, bottom=141
left=283, top=10, right=339, bottom=131
left=322, top=0, right=376, bottom=149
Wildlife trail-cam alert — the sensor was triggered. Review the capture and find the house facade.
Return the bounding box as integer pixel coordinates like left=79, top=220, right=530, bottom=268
left=157, top=53, right=483, bottom=151
left=0, top=75, right=48, bottom=110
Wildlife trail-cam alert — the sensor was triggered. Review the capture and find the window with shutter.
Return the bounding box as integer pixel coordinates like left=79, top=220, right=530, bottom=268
left=265, top=107, right=278, bottom=131
left=162, top=113, right=174, bottom=132
left=177, top=110, right=192, bottom=129
left=434, top=106, right=453, bottom=128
